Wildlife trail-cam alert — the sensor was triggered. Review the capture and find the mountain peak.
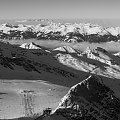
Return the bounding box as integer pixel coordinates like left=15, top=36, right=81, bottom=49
left=53, top=75, right=120, bottom=120
left=20, top=42, right=41, bottom=49
left=53, top=46, right=77, bottom=53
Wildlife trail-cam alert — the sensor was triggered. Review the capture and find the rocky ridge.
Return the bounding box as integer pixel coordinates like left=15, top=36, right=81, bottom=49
left=52, top=75, right=120, bottom=120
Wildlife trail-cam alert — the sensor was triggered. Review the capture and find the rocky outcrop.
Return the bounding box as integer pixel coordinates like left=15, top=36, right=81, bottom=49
left=54, top=46, right=120, bottom=79
left=53, top=75, right=120, bottom=120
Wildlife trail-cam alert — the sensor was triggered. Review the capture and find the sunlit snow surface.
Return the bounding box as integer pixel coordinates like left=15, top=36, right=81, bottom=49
left=0, top=79, right=69, bottom=119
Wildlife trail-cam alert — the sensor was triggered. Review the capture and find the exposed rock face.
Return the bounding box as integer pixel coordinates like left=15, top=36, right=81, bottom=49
left=83, top=47, right=112, bottom=65
left=54, top=75, right=120, bottom=120
left=54, top=46, right=120, bottom=79
left=83, top=47, right=120, bottom=66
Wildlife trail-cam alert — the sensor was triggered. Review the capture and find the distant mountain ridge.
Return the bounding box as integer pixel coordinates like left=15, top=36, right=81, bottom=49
left=0, top=22, right=120, bottom=42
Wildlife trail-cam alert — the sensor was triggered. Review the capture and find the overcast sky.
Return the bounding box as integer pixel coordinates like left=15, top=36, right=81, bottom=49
left=0, top=0, right=120, bottom=19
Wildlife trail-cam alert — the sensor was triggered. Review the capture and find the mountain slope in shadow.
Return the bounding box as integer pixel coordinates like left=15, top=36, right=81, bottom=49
left=1, top=41, right=120, bottom=87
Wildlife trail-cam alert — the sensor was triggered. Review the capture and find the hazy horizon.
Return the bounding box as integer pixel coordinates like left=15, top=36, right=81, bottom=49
left=0, top=0, right=120, bottom=27
left=1, top=18, right=120, bottom=27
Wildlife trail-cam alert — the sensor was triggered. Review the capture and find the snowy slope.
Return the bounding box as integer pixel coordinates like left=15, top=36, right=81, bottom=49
left=20, top=42, right=42, bottom=49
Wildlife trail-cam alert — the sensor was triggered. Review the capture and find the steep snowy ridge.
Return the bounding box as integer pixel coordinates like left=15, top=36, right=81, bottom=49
left=53, top=46, right=78, bottom=53
left=83, top=47, right=112, bottom=65
left=55, top=46, right=120, bottom=79
left=20, top=42, right=42, bottom=49
left=52, top=75, right=120, bottom=120
left=83, top=47, right=119, bottom=65
left=0, top=22, right=120, bottom=42
left=19, top=42, right=51, bottom=54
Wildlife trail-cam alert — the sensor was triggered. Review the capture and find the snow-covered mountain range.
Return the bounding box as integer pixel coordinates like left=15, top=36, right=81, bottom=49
left=1, top=22, right=120, bottom=42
